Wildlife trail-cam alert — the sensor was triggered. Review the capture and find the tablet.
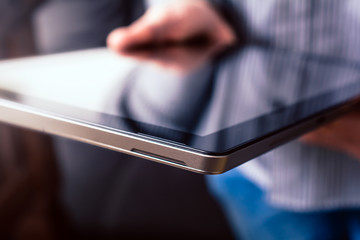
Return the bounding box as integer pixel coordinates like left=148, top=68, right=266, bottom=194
left=0, top=46, right=359, bottom=174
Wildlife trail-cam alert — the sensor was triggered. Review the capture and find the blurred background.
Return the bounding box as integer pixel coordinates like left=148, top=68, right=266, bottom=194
left=0, top=1, right=61, bottom=239
left=0, top=0, right=42, bottom=59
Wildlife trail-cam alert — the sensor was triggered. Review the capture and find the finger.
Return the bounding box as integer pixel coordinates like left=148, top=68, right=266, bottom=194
left=300, top=132, right=324, bottom=144
left=107, top=25, right=156, bottom=52
left=107, top=8, right=174, bottom=52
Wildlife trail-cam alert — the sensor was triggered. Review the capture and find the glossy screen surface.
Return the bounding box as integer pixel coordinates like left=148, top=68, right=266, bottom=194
left=0, top=46, right=360, bottom=154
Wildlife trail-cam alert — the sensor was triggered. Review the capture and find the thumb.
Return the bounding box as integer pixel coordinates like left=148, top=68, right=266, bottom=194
left=107, top=25, right=155, bottom=52
left=107, top=9, right=171, bottom=52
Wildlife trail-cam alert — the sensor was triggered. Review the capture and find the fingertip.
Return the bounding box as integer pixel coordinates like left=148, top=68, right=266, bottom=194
left=107, top=28, right=128, bottom=52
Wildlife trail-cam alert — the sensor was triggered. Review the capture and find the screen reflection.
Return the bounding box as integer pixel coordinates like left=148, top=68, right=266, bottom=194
left=103, top=45, right=360, bottom=153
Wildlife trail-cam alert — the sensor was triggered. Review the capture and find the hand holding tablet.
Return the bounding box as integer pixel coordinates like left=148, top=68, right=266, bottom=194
left=107, top=0, right=236, bottom=51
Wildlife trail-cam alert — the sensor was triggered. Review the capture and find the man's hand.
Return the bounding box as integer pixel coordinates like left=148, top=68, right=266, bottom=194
left=107, top=0, right=236, bottom=53
left=301, top=109, right=360, bottom=160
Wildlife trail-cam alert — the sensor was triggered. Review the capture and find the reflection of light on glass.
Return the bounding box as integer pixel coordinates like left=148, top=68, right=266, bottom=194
left=0, top=48, right=137, bottom=114
left=127, top=64, right=212, bottom=134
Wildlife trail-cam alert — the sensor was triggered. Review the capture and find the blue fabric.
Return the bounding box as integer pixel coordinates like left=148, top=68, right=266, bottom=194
left=207, top=169, right=360, bottom=240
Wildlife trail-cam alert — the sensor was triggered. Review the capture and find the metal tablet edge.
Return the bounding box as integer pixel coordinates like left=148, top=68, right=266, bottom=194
left=0, top=99, right=232, bottom=174
left=223, top=100, right=360, bottom=173
left=0, top=99, right=357, bottom=175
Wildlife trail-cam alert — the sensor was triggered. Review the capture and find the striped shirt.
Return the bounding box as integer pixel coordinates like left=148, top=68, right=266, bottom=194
left=222, top=0, right=360, bottom=210
left=148, top=0, right=360, bottom=210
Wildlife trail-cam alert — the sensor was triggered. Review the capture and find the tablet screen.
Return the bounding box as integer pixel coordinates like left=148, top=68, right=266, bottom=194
left=0, top=46, right=360, bottom=154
